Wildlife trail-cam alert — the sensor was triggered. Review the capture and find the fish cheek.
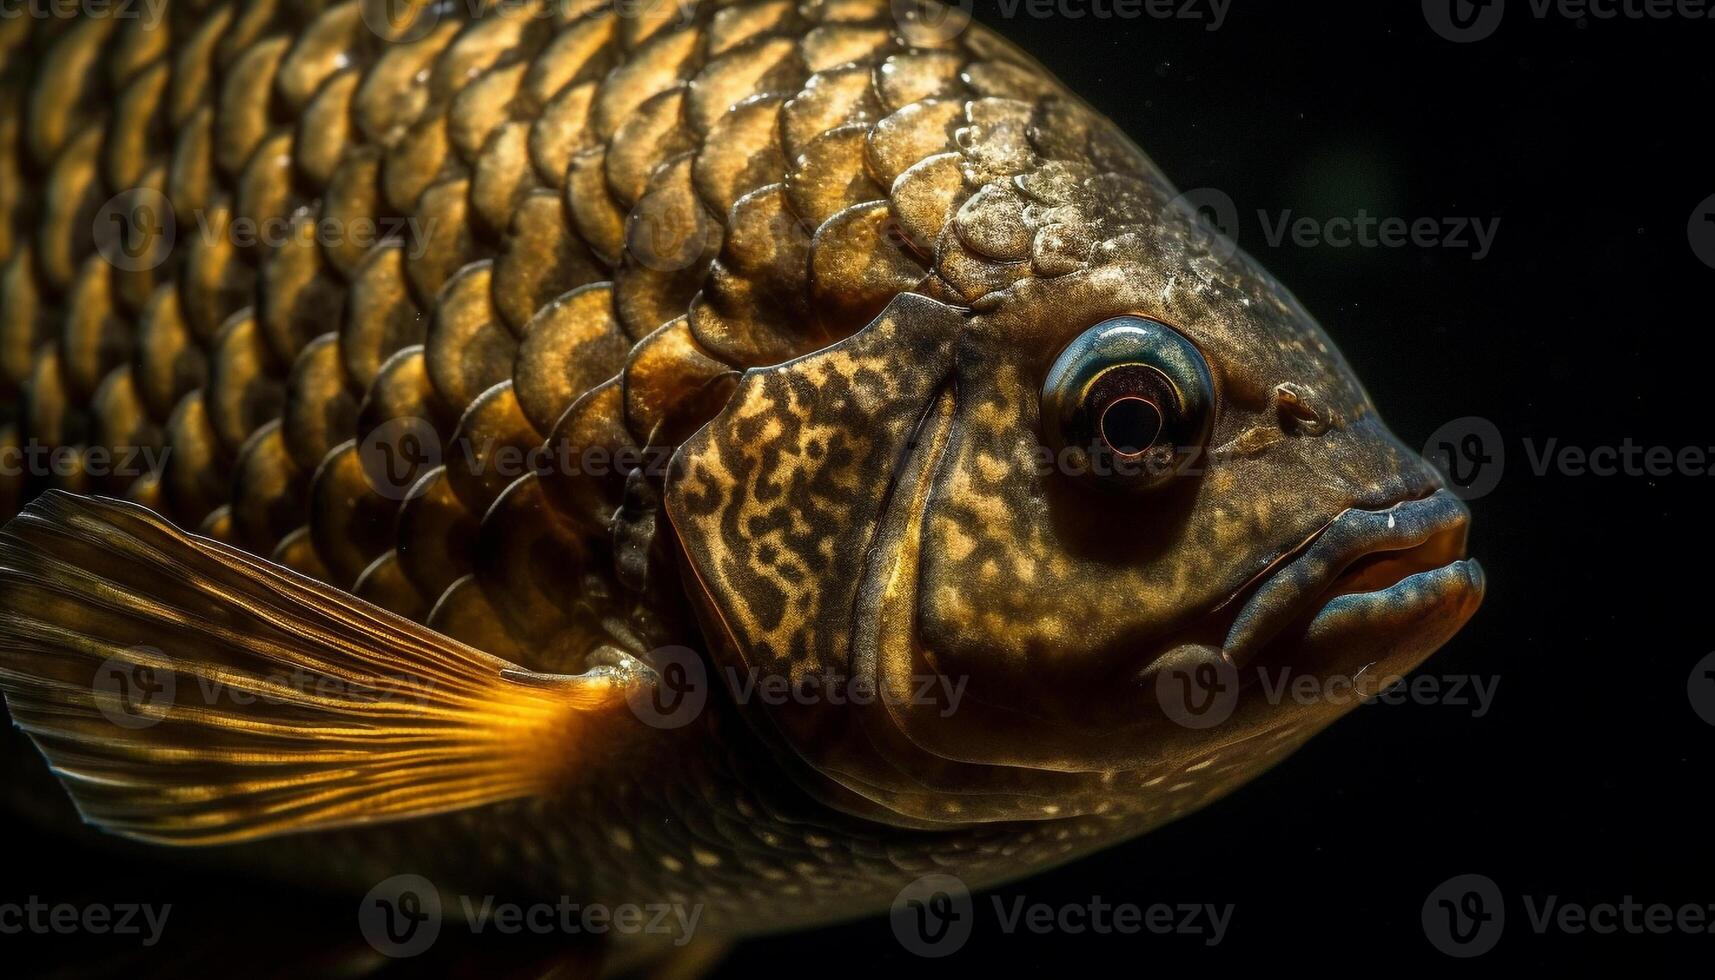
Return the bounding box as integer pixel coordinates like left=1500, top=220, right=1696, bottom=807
left=664, top=294, right=966, bottom=747
left=906, top=350, right=1210, bottom=746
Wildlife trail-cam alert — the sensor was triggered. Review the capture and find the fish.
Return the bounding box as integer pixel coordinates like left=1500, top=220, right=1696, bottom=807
left=0, top=0, right=1485, bottom=963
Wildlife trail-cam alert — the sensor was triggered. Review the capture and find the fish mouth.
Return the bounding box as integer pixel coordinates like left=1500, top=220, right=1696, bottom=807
left=1220, top=489, right=1486, bottom=674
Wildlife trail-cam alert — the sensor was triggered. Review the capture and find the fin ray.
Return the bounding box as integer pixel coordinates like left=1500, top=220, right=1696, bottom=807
left=0, top=491, right=631, bottom=845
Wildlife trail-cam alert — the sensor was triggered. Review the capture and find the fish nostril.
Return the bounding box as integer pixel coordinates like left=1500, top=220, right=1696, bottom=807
left=1274, top=382, right=1331, bottom=436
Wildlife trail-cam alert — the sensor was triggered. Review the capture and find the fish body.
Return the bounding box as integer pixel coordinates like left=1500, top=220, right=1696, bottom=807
left=0, top=0, right=1483, bottom=945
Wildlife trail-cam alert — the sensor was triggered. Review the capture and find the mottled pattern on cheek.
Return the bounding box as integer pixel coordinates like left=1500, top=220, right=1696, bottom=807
left=918, top=356, right=1246, bottom=694
left=925, top=361, right=1120, bottom=659
left=667, top=295, right=964, bottom=680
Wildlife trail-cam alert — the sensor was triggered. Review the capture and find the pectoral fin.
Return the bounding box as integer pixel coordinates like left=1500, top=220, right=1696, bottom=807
left=0, top=491, right=638, bottom=845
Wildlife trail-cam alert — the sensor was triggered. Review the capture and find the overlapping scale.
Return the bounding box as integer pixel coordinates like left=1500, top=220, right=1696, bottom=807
left=0, top=0, right=1131, bottom=676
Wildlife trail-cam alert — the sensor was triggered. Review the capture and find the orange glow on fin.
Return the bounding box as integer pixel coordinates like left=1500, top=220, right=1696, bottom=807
left=0, top=492, right=630, bottom=845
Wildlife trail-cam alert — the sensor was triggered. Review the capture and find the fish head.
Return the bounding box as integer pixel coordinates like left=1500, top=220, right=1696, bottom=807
left=665, top=135, right=1483, bottom=831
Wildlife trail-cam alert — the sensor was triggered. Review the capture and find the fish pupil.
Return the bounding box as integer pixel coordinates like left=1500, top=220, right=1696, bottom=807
left=1099, top=396, right=1164, bottom=457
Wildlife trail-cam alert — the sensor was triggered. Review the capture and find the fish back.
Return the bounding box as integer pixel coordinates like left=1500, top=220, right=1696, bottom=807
left=0, top=0, right=1155, bottom=668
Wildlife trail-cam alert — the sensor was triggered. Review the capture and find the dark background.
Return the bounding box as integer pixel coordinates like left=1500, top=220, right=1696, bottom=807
left=7, top=1, right=1711, bottom=976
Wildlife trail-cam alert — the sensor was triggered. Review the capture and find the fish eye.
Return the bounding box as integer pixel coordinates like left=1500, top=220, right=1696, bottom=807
left=1040, top=315, right=1216, bottom=491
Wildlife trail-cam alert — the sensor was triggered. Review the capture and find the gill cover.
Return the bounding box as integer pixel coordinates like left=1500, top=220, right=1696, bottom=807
left=666, top=293, right=1113, bottom=825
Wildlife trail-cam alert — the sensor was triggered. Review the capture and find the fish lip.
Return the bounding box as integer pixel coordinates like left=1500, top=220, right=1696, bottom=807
left=1220, top=488, right=1476, bottom=669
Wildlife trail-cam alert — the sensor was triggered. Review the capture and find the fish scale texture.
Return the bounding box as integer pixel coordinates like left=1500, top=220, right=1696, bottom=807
left=0, top=0, right=1163, bottom=667
left=0, top=5, right=1394, bottom=930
